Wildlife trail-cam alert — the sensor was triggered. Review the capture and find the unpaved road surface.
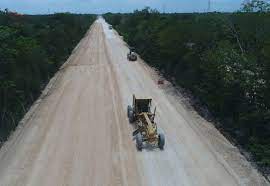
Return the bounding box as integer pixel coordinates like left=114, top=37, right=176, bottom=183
left=0, top=18, right=268, bottom=186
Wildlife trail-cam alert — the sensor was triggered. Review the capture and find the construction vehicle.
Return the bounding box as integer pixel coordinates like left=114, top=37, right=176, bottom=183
left=127, top=47, right=137, bottom=61
left=127, top=94, right=165, bottom=150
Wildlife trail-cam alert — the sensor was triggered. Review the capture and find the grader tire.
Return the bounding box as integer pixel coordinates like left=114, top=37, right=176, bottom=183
left=127, top=105, right=132, bottom=117
left=158, top=133, right=165, bottom=150
left=136, top=133, right=143, bottom=151
left=132, top=55, right=137, bottom=61
left=127, top=105, right=134, bottom=123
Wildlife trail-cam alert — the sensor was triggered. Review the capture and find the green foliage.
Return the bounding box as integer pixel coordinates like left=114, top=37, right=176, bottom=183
left=104, top=10, right=270, bottom=168
left=241, top=0, right=270, bottom=12
left=0, top=11, right=95, bottom=141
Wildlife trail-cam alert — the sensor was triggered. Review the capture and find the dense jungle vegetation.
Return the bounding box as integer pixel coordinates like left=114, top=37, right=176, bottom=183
left=104, top=1, right=270, bottom=171
left=0, top=10, right=95, bottom=142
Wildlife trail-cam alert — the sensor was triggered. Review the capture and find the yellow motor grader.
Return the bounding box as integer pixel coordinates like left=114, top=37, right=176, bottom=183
left=127, top=94, right=165, bottom=150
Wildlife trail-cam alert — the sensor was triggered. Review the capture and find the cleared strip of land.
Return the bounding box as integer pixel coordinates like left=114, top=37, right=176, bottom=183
left=0, top=18, right=268, bottom=186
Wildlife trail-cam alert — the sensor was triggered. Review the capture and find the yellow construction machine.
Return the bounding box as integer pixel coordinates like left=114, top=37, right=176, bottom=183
left=127, top=94, right=165, bottom=150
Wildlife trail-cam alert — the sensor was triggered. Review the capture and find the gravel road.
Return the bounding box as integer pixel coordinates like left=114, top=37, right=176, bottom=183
left=0, top=18, right=268, bottom=186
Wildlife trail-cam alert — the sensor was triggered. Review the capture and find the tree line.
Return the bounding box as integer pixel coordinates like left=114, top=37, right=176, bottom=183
left=103, top=2, right=270, bottom=170
left=0, top=10, right=95, bottom=142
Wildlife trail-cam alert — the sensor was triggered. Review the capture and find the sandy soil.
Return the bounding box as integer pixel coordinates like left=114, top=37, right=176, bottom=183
left=0, top=18, right=268, bottom=186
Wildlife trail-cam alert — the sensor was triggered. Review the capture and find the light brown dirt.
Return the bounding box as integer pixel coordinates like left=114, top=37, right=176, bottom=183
left=0, top=18, right=268, bottom=186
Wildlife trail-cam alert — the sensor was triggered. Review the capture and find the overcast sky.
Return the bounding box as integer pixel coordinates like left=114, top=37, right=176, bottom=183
left=0, top=0, right=244, bottom=14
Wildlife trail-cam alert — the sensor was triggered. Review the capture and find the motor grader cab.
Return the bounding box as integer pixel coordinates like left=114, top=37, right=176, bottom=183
left=127, top=47, right=137, bottom=61
left=127, top=94, right=165, bottom=150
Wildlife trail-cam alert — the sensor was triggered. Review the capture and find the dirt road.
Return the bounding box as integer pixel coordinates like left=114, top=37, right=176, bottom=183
left=0, top=18, right=268, bottom=186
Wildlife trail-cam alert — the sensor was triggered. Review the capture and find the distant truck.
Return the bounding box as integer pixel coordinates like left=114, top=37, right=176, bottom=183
left=109, top=25, right=113, bottom=29
left=127, top=47, right=137, bottom=61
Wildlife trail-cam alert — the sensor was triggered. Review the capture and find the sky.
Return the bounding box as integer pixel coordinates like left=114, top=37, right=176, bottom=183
left=0, top=0, right=245, bottom=14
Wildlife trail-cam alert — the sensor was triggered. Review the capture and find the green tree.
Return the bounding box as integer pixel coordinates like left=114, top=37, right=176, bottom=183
left=242, top=0, right=270, bottom=12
